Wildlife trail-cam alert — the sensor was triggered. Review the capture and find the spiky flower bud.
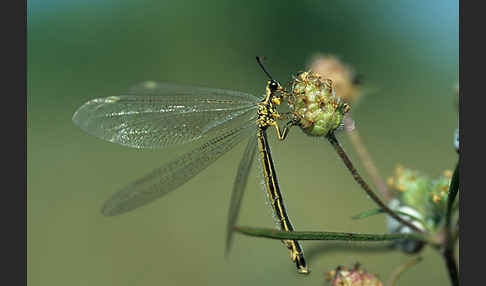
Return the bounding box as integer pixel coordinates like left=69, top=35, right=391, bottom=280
left=287, top=71, right=350, bottom=137
left=325, top=264, right=383, bottom=286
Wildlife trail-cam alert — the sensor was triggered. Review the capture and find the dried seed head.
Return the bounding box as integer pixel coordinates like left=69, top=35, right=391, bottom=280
left=325, top=264, right=383, bottom=286
left=308, top=54, right=361, bottom=104
left=286, top=71, right=350, bottom=137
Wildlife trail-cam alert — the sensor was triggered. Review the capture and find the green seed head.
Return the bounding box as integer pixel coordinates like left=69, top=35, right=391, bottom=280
left=388, top=166, right=429, bottom=215
left=427, top=171, right=454, bottom=225
left=387, top=166, right=456, bottom=231
left=287, top=71, right=350, bottom=137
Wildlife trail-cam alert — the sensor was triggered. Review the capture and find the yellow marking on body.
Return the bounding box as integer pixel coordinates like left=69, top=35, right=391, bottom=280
left=342, top=103, right=351, bottom=113
left=257, top=131, right=304, bottom=269
left=254, top=79, right=309, bottom=274
left=272, top=97, right=281, bottom=105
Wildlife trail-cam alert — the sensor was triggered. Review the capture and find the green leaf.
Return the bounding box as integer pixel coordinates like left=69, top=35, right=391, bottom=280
left=234, top=226, right=429, bottom=243
left=352, top=208, right=429, bottom=231
left=352, top=208, right=385, bottom=219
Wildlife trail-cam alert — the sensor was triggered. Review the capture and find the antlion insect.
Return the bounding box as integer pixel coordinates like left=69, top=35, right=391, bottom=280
left=72, top=57, right=333, bottom=274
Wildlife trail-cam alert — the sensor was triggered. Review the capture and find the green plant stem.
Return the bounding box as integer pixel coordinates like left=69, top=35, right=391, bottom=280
left=443, top=248, right=459, bottom=286
left=442, top=160, right=460, bottom=286
left=326, top=133, right=424, bottom=233
left=446, top=162, right=460, bottom=229
left=387, top=256, right=423, bottom=286
left=452, top=221, right=459, bottom=243
left=234, top=226, right=431, bottom=244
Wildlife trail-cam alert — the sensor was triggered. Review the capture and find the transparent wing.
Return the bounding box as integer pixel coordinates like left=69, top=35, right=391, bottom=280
left=225, top=132, right=257, bottom=255
left=101, top=116, right=256, bottom=216
left=72, top=82, right=259, bottom=149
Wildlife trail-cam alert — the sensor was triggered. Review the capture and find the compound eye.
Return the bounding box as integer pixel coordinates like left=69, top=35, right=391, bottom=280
left=269, top=80, right=279, bottom=92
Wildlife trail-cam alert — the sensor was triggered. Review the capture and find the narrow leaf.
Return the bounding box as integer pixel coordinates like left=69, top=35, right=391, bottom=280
left=351, top=208, right=385, bottom=220
left=352, top=208, right=428, bottom=231
left=234, top=226, right=428, bottom=243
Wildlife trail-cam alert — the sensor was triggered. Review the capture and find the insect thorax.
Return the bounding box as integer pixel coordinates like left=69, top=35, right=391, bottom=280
left=257, top=101, right=280, bottom=129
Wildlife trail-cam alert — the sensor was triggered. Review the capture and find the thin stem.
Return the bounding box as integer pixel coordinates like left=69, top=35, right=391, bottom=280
left=443, top=248, right=459, bottom=286
left=346, top=126, right=393, bottom=202
left=446, top=162, right=460, bottom=229
left=326, top=133, right=424, bottom=234
left=451, top=220, right=459, bottom=243
left=442, top=160, right=460, bottom=286
left=387, top=256, right=423, bottom=286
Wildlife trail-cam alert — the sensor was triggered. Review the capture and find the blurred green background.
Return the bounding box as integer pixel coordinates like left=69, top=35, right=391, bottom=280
left=28, top=0, right=458, bottom=285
